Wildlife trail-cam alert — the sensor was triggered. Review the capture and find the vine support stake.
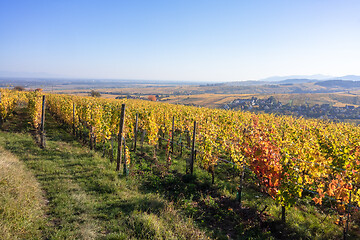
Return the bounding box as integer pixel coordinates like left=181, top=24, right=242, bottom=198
left=0, top=91, right=3, bottom=127
left=116, top=104, right=126, bottom=171
left=344, top=191, right=352, bottom=240
left=72, top=102, right=75, bottom=135
left=102, top=139, right=106, bottom=157
left=180, top=140, right=183, bottom=157
left=281, top=206, right=286, bottom=223
left=163, top=113, right=166, bottom=137
left=133, top=113, right=138, bottom=152
left=171, top=116, right=175, bottom=153
left=110, top=135, right=114, bottom=163
left=40, top=95, right=46, bottom=149
left=190, top=121, right=196, bottom=175
left=123, top=136, right=129, bottom=176
left=237, top=164, right=246, bottom=208
left=90, top=113, right=94, bottom=150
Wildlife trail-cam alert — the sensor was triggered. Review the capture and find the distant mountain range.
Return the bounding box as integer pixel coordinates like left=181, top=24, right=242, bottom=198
left=207, top=76, right=360, bottom=94
left=260, top=74, right=333, bottom=82
left=2, top=71, right=360, bottom=94
left=331, top=75, right=360, bottom=81
left=259, top=75, right=360, bottom=82
left=315, top=80, right=360, bottom=88
left=226, top=75, right=360, bottom=86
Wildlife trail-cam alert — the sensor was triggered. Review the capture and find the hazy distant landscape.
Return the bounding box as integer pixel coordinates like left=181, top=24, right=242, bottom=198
left=3, top=74, right=360, bottom=93
left=3, top=75, right=360, bottom=124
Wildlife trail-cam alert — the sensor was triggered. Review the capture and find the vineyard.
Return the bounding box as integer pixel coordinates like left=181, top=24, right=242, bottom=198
left=1, top=88, right=360, bottom=239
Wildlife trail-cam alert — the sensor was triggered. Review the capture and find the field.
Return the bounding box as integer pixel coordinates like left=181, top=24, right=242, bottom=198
left=4, top=77, right=360, bottom=108
left=54, top=87, right=360, bottom=109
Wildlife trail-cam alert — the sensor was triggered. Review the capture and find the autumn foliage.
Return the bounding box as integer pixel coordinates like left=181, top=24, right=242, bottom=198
left=148, top=95, right=157, bottom=101
left=2, top=91, right=357, bottom=212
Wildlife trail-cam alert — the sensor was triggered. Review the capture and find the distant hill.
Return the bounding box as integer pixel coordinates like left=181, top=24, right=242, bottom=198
left=222, top=80, right=267, bottom=86
left=260, top=75, right=360, bottom=83
left=224, top=78, right=319, bottom=86
left=315, top=80, right=360, bottom=88
left=277, top=79, right=319, bottom=84
left=333, top=75, right=360, bottom=81
left=260, top=74, right=332, bottom=82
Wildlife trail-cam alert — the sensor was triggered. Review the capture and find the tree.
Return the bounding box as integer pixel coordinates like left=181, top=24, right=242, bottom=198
left=148, top=95, right=157, bottom=101
left=90, top=90, right=101, bottom=97
left=13, top=86, right=25, bottom=91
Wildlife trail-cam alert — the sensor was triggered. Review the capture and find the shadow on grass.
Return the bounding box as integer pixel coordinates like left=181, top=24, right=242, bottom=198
left=131, top=149, right=346, bottom=240
left=97, top=196, right=166, bottom=219
left=132, top=152, right=277, bottom=239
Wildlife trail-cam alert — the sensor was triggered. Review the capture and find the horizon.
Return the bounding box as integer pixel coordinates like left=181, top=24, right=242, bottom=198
left=1, top=1, right=360, bottom=81
left=2, top=74, right=360, bottom=84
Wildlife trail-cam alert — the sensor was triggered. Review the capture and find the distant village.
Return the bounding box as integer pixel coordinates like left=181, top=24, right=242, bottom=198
left=224, top=96, right=360, bottom=121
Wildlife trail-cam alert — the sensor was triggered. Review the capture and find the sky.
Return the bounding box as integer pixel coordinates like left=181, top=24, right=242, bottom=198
left=1, top=0, right=360, bottom=82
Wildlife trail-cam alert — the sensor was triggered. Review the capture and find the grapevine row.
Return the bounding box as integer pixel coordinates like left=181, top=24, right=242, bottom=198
left=41, top=93, right=360, bottom=213
left=2, top=89, right=358, bottom=216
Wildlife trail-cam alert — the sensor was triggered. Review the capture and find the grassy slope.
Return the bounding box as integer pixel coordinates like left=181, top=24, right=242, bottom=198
left=0, top=109, right=206, bottom=239
left=0, top=106, right=358, bottom=239
left=0, top=146, right=46, bottom=240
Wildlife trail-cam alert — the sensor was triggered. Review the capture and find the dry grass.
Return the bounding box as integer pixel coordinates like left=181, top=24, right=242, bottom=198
left=163, top=92, right=360, bottom=108
left=0, top=146, right=46, bottom=240
left=125, top=203, right=208, bottom=240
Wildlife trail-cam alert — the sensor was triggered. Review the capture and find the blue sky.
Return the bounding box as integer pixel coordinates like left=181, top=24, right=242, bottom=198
left=1, top=0, right=360, bottom=82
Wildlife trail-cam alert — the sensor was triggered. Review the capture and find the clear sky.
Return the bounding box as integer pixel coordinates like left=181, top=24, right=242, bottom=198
left=1, top=0, right=360, bottom=82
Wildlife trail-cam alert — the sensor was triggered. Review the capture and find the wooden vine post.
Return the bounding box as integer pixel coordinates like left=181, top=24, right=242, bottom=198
left=237, top=163, right=246, bottom=208
left=281, top=206, right=286, bottom=223
left=132, top=113, right=138, bottom=152
left=0, top=91, right=3, bottom=127
left=89, top=113, right=94, bottom=150
left=110, top=135, right=114, bottom=162
left=179, top=134, right=183, bottom=157
left=344, top=191, right=352, bottom=240
left=189, top=121, right=196, bottom=175
left=171, top=116, right=175, bottom=153
left=163, top=113, right=166, bottom=137
left=72, top=102, right=76, bottom=135
left=116, top=104, right=126, bottom=171
left=123, top=137, right=129, bottom=176
left=102, top=137, right=106, bottom=157
left=158, top=128, right=162, bottom=149
left=40, top=95, right=46, bottom=148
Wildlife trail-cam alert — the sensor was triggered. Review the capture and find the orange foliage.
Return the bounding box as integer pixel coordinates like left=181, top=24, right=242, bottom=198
left=148, top=95, right=157, bottom=101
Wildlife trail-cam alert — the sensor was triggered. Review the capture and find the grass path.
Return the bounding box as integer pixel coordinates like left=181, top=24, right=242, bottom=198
left=0, top=146, right=46, bottom=240
left=0, top=109, right=206, bottom=239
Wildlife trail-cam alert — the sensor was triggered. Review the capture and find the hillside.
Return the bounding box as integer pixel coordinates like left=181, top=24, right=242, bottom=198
left=1, top=90, right=360, bottom=239
left=0, top=106, right=207, bottom=239
left=0, top=146, right=46, bottom=239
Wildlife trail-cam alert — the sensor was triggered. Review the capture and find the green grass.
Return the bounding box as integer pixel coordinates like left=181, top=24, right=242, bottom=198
left=0, top=107, right=358, bottom=239
left=0, top=109, right=206, bottom=239
left=0, top=146, right=46, bottom=240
